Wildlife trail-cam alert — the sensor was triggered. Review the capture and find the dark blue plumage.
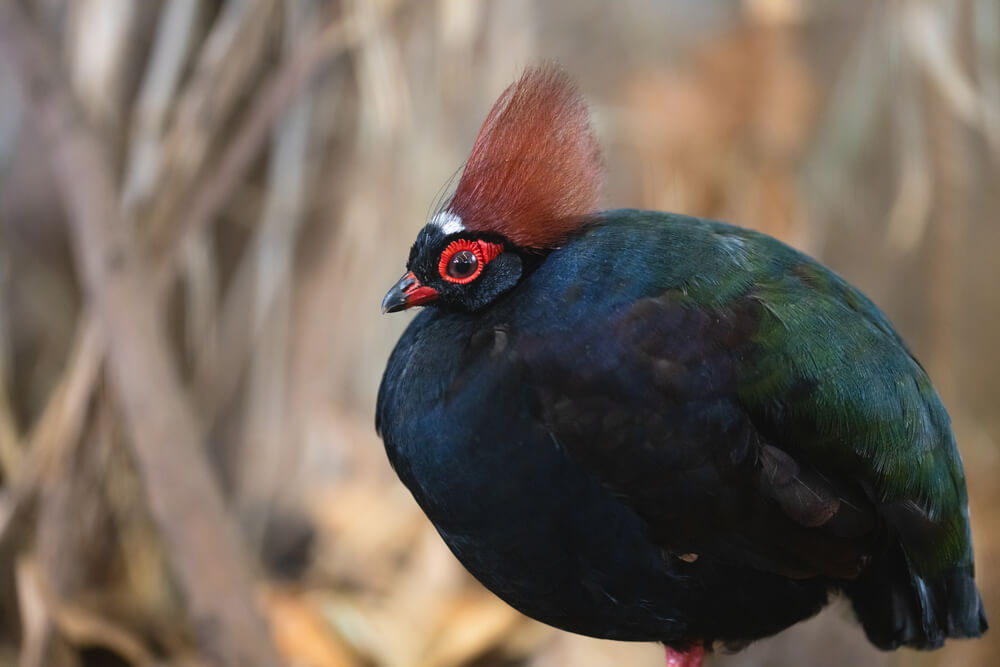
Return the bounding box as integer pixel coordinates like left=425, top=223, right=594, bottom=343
left=377, top=211, right=985, bottom=651
left=376, top=68, right=986, bottom=662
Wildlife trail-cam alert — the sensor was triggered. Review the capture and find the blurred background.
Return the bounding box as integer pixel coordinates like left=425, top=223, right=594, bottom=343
left=0, top=0, right=998, bottom=665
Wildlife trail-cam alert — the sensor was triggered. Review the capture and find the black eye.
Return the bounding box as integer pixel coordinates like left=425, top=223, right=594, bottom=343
left=447, top=250, right=479, bottom=279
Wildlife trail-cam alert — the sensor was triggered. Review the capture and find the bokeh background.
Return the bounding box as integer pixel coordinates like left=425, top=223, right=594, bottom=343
left=0, top=0, right=998, bottom=665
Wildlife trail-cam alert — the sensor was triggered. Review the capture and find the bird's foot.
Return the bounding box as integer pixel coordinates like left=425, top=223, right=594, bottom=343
left=665, top=643, right=704, bottom=667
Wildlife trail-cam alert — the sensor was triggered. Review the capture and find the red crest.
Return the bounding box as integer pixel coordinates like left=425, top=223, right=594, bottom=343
left=446, top=66, right=604, bottom=248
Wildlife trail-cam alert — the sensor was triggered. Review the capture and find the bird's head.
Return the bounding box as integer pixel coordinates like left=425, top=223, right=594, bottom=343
left=382, top=65, right=604, bottom=314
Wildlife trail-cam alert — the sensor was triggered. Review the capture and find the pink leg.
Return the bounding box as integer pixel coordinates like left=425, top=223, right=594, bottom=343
left=665, top=643, right=704, bottom=667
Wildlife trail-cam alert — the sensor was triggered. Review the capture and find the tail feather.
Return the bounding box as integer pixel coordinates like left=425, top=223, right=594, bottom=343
left=846, top=543, right=987, bottom=650
left=935, top=568, right=988, bottom=639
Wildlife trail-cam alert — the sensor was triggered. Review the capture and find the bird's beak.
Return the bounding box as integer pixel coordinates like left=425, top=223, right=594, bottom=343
left=381, top=271, right=439, bottom=314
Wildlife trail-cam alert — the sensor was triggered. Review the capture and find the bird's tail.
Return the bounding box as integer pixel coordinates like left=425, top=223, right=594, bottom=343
left=846, top=542, right=987, bottom=650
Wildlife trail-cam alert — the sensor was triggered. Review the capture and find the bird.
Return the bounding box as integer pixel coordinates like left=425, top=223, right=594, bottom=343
left=375, top=65, right=987, bottom=666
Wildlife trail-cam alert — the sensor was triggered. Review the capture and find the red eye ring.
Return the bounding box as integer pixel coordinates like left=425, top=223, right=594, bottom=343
left=439, top=239, right=503, bottom=284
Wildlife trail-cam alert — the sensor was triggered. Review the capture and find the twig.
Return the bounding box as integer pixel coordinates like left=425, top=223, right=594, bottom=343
left=55, top=600, right=156, bottom=667
left=902, top=1, right=979, bottom=128
left=17, top=555, right=156, bottom=667
left=0, top=4, right=281, bottom=666
left=0, top=250, right=21, bottom=476
left=121, top=0, right=201, bottom=211
left=65, top=0, right=141, bottom=127
left=973, top=0, right=1000, bottom=157
left=16, top=557, right=53, bottom=667
left=0, top=318, right=101, bottom=548
left=886, top=49, right=932, bottom=252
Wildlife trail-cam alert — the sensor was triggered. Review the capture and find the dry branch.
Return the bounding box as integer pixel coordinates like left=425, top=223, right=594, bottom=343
left=0, top=4, right=281, bottom=666
left=121, top=0, right=201, bottom=211
left=18, top=556, right=155, bottom=667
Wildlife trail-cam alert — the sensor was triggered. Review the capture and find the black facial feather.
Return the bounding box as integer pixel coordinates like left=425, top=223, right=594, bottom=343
left=406, top=225, right=525, bottom=312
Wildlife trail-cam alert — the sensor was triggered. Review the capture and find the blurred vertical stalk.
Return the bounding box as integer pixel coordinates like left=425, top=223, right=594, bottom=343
left=919, top=1, right=972, bottom=407
left=0, top=251, right=21, bottom=476
left=239, top=0, right=322, bottom=548
left=902, top=0, right=980, bottom=132
left=121, top=0, right=201, bottom=211
left=801, top=3, right=891, bottom=244
left=886, top=38, right=932, bottom=252
left=972, top=0, right=1000, bottom=156
left=352, top=0, right=413, bottom=142
left=65, top=0, right=137, bottom=131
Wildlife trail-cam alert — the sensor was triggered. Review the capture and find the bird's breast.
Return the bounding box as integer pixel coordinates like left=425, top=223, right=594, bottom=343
left=376, top=309, right=693, bottom=641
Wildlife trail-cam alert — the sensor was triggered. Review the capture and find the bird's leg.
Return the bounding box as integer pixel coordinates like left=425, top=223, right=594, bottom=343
left=665, top=643, right=704, bottom=667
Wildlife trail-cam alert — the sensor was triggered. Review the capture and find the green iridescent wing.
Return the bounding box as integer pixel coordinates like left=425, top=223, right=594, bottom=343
left=720, top=230, right=972, bottom=578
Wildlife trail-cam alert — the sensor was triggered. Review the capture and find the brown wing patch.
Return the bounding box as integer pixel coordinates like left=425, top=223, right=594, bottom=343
left=758, top=444, right=841, bottom=527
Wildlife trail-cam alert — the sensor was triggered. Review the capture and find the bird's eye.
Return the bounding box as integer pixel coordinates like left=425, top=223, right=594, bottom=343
left=447, top=251, right=478, bottom=279
left=438, top=239, right=503, bottom=284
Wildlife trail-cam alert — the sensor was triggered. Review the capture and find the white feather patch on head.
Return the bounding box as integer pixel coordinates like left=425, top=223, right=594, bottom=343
left=429, top=211, right=465, bottom=236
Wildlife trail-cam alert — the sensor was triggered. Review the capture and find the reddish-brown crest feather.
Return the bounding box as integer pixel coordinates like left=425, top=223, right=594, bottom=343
left=447, top=66, right=603, bottom=248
